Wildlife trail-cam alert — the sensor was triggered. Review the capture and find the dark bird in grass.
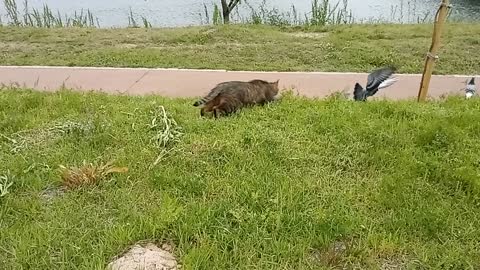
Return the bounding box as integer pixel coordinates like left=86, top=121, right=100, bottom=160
left=465, top=77, right=476, bottom=99
left=353, top=66, right=398, bottom=101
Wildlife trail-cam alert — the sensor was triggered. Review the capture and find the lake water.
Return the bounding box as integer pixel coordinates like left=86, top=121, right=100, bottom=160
left=1, top=0, right=479, bottom=27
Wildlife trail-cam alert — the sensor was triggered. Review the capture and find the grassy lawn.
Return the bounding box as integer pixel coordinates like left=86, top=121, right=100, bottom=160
left=0, top=23, right=479, bottom=74
left=1, top=88, right=480, bottom=269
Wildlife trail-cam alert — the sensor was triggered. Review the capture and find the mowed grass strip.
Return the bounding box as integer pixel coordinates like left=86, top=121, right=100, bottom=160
left=0, top=88, right=479, bottom=269
left=0, top=23, right=479, bottom=74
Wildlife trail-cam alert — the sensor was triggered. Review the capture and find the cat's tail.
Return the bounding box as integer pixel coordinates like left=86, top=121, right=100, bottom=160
left=193, top=85, right=223, bottom=107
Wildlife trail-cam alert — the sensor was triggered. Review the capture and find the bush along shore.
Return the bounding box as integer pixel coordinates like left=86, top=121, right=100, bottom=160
left=1, top=0, right=478, bottom=28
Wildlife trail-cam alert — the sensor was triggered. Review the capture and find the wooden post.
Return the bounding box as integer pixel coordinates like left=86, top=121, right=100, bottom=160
left=417, top=0, right=451, bottom=102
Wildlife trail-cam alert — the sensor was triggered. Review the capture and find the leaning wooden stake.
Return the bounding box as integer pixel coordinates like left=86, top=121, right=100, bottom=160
left=417, top=0, right=451, bottom=102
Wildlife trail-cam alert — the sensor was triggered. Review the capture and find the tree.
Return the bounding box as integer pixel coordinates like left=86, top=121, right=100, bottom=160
left=220, top=0, right=241, bottom=24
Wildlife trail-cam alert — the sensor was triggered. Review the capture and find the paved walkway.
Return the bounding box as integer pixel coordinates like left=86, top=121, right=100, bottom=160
left=0, top=66, right=474, bottom=100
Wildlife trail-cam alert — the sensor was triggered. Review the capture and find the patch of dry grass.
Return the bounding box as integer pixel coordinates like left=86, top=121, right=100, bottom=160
left=0, top=119, right=94, bottom=153
left=60, top=161, right=128, bottom=190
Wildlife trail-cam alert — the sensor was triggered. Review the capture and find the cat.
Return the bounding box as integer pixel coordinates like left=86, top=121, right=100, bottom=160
left=193, top=79, right=280, bottom=118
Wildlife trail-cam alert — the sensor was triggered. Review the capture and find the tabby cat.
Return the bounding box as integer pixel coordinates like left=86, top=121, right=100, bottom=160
left=193, top=79, right=280, bottom=118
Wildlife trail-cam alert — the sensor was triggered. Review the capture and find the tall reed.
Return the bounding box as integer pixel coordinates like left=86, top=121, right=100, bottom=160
left=305, top=0, right=353, bottom=25
left=3, top=0, right=98, bottom=27
left=202, top=0, right=354, bottom=26
left=127, top=7, right=152, bottom=28
left=127, top=7, right=138, bottom=27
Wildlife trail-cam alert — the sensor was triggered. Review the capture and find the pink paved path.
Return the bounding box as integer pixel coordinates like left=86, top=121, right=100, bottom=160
left=0, top=66, right=475, bottom=100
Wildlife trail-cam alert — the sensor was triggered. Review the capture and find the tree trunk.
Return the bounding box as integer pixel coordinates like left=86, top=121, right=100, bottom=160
left=221, top=0, right=230, bottom=24
left=220, top=0, right=240, bottom=24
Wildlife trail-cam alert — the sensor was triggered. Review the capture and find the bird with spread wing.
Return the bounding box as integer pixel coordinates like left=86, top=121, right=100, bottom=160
left=354, top=66, right=398, bottom=101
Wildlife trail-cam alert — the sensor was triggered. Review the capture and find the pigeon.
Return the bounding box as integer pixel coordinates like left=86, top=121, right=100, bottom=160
left=353, top=66, right=398, bottom=101
left=465, top=77, right=476, bottom=99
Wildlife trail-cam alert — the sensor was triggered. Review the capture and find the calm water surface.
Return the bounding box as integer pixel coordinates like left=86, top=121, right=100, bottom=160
left=1, top=0, right=479, bottom=27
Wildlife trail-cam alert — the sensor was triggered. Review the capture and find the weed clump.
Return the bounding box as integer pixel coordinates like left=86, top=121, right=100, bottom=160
left=60, top=161, right=128, bottom=190
left=149, top=105, right=183, bottom=149
left=148, top=105, right=183, bottom=167
left=0, top=170, right=14, bottom=198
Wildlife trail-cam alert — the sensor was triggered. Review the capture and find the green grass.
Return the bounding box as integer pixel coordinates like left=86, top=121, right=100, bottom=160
left=0, top=23, right=478, bottom=74
left=1, top=88, right=480, bottom=269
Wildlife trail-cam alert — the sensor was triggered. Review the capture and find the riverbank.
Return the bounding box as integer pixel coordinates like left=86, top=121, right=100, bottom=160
left=0, top=23, right=478, bottom=75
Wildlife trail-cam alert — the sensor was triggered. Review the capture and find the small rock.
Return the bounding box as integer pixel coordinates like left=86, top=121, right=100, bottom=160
left=40, top=187, right=64, bottom=203
left=332, top=241, right=347, bottom=254
left=107, top=243, right=178, bottom=270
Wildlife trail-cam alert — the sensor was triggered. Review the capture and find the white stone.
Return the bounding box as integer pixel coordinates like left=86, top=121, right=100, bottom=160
left=107, top=243, right=178, bottom=270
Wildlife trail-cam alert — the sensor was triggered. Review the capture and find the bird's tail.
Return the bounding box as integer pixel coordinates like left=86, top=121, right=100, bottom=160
left=466, top=77, right=476, bottom=93
left=353, top=83, right=366, bottom=101
left=468, top=77, right=475, bottom=86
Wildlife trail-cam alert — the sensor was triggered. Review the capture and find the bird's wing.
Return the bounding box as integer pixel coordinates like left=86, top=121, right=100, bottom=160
left=378, top=77, right=398, bottom=90
left=353, top=83, right=365, bottom=101
left=366, top=66, right=396, bottom=96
